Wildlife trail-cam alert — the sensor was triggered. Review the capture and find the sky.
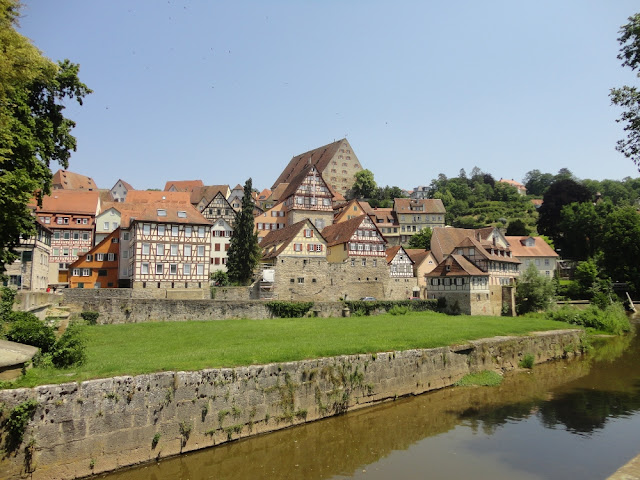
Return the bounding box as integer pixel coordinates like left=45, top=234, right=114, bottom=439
left=17, top=1, right=640, bottom=192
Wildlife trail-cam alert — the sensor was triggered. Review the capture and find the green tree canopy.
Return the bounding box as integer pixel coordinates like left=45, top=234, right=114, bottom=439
left=505, top=219, right=529, bottom=236
left=515, top=263, right=556, bottom=314
left=351, top=169, right=377, bottom=199
left=601, top=206, right=640, bottom=294
left=226, top=178, right=261, bottom=285
left=0, top=0, right=91, bottom=273
left=610, top=13, right=640, bottom=170
left=408, top=228, right=432, bottom=250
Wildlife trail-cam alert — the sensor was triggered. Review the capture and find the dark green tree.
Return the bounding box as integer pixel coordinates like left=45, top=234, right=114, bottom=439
left=610, top=13, right=640, bottom=170
left=0, top=0, right=91, bottom=274
left=408, top=228, right=433, bottom=250
left=226, top=178, right=261, bottom=285
left=515, top=263, right=556, bottom=314
left=601, top=206, right=640, bottom=294
left=505, top=219, right=529, bottom=236
left=523, top=169, right=554, bottom=196
left=556, top=201, right=613, bottom=260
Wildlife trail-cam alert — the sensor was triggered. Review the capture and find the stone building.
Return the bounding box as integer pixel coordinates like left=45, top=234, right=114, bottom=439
left=3, top=221, right=51, bottom=291
left=272, top=138, right=363, bottom=197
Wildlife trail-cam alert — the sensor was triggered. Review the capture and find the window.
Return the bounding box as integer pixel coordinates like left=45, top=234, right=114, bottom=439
left=72, top=268, right=80, bottom=276
left=54, top=231, right=60, bottom=240
left=315, top=244, right=323, bottom=252
left=172, top=225, right=179, bottom=237
left=142, top=243, right=150, bottom=255
left=184, top=244, right=192, bottom=256
left=64, top=232, right=70, bottom=240
left=62, top=248, right=69, bottom=256
left=170, top=244, right=178, bottom=256
left=297, top=277, right=304, bottom=284
left=158, top=225, right=165, bottom=235
left=304, top=229, right=313, bottom=238
left=156, top=264, right=163, bottom=274
left=215, top=243, right=220, bottom=251
left=82, top=232, right=89, bottom=241
left=82, top=268, right=91, bottom=276
left=123, top=251, right=129, bottom=259
left=98, top=269, right=107, bottom=277
left=351, top=258, right=355, bottom=267
left=112, top=237, right=119, bottom=243
left=198, top=226, right=206, bottom=238
left=157, top=209, right=167, bottom=217
left=183, top=264, right=191, bottom=275
left=86, top=253, right=92, bottom=261
left=108, top=253, right=115, bottom=261
left=197, top=245, right=205, bottom=257
left=123, top=232, right=130, bottom=241
left=170, top=264, right=177, bottom=274
left=53, top=248, right=60, bottom=256
left=141, top=263, right=149, bottom=274
left=157, top=244, right=164, bottom=255
left=103, top=222, right=109, bottom=230
left=196, top=264, right=204, bottom=275
left=373, top=259, right=377, bottom=267
left=96, top=253, right=104, bottom=261
left=143, top=224, right=151, bottom=235
left=215, top=258, right=220, bottom=265
left=185, top=226, right=192, bottom=237
left=362, top=258, right=366, bottom=266
left=178, top=211, right=187, bottom=218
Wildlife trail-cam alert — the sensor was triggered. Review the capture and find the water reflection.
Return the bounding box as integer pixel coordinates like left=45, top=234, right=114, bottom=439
left=101, top=331, right=640, bottom=480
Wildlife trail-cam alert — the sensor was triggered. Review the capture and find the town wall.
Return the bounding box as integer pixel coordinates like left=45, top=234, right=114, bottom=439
left=0, top=329, right=584, bottom=480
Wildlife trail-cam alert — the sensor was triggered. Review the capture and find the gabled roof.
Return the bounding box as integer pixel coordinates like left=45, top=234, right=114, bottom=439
left=271, top=139, right=344, bottom=190
left=505, top=236, right=559, bottom=258
left=268, top=183, right=290, bottom=203
left=117, top=201, right=211, bottom=228
left=190, top=185, right=230, bottom=205
left=405, top=248, right=432, bottom=267
left=260, top=219, right=324, bottom=259
left=386, top=245, right=414, bottom=265
left=111, top=179, right=134, bottom=191
left=257, top=188, right=271, bottom=201
left=499, top=178, right=526, bottom=189
left=393, top=198, right=446, bottom=214
left=279, top=164, right=329, bottom=200
left=51, top=169, right=98, bottom=191
left=232, top=184, right=243, bottom=191
left=98, top=189, right=113, bottom=204
left=37, top=190, right=100, bottom=216
left=164, top=180, right=204, bottom=192
left=125, top=191, right=191, bottom=204
left=426, top=254, right=488, bottom=278
left=321, top=214, right=385, bottom=247
left=368, top=207, right=397, bottom=226
left=456, top=235, right=520, bottom=264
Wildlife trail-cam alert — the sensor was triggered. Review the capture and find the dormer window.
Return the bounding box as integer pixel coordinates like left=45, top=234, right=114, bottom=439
left=177, top=211, right=187, bottom=218
left=157, top=209, right=167, bottom=217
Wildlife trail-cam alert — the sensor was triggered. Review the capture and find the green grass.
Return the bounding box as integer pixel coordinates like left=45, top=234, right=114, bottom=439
left=454, top=370, right=504, bottom=387
left=8, top=311, right=573, bottom=388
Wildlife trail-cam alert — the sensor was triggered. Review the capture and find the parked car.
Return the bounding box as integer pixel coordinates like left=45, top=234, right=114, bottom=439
left=360, top=297, right=376, bottom=301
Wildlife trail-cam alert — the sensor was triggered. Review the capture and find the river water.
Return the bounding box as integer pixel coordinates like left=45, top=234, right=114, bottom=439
left=101, top=326, right=640, bottom=480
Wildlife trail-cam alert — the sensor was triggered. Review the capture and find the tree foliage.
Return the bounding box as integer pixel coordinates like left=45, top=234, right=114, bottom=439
left=226, top=178, right=261, bottom=285
left=515, top=263, right=556, bottom=314
left=611, top=13, right=640, bottom=170
left=351, top=169, right=377, bottom=199
left=408, top=227, right=432, bottom=250
left=0, top=0, right=91, bottom=273
left=601, top=206, right=640, bottom=293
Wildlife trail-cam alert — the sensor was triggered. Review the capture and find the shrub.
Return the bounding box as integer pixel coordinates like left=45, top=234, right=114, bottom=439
left=80, top=311, right=99, bottom=325
left=51, top=323, right=87, bottom=368
left=4, top=399, right=39, bottom=452
left=547, top=304, right=630, bottom=335
left=519, top=354, right=535, bottom=369
left=345, top=300, right=437, bottom=316
left=388, top=305, right=409, bottom=315
left=0, top=286, right=16, bottom=322
left=265, top=301, right=314, bottom=318
left=211, top=270, right=229, bottom=287
left=6, top=313, right=56, bottom=352
left=516, top=263, right=556, bottom=314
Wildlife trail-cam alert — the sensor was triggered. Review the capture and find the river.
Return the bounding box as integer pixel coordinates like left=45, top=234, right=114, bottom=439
left=100, top=326, right=640, bottom=480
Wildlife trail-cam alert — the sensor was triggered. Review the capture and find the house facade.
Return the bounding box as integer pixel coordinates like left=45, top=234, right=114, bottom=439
left=255, top=202, right=287, bottom=240
left=506, top=236, right=559, bottom=278
left=3, top=222, right=51, bottom=291
left=393, top=198, right=446, bottom=244
left=68, top=229, right=120, bottom=289
left=109, top=179, right=134, bottom=203
left=282, top=165, right=334, bottom=230
left=405, top=249, right=438, bottom=298
left=211, top=218, right=233, bottom=272
left=95, top=206, right=122, bottom=244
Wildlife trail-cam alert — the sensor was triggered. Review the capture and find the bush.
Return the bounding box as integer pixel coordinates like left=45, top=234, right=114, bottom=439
left=80, top=311, right=100, bottom=325
left=345, top=300, right=437, bottom=316
left=388, top=305, right=409, bottom=315
left=51, top=323, right=87, bottom=368
left=548, top=304, right=631, bottom=335
left=0, top=286, right=16, bottom=322
left=519, top=354, right=535, bottom=369
left=265, top=301, right=314, bottom=318
left=6, top=313, right=56, bottom=352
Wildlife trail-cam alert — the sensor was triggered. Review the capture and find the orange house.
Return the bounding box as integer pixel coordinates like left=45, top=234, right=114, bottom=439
left=68, top=229, right=120, bottom=288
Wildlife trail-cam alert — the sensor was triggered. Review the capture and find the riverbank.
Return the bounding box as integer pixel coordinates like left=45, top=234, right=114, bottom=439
left=609, top=454, right=640, bottom=479
left=0, top=329, right=583, bottom=480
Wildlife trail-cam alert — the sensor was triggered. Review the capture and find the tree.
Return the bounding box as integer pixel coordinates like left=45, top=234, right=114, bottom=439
left=515, top=263, right=556, bottom=314
left=226, top=178, right=261, bottom=285
left=574, top=258, right=600, bottom=297
left=610, top=13, right=640, bottom=170
left=537, top=179, right=592, bottom=251
left=505, top=219, right=529, bottom=236
left=351, top=169, right=377, bottom=199
left=601, top=206, right=640, bottom=294
left=0, top=0, right=91, bottom=274
left=523, top=169, right=554, bottom=196
left=556, top=201, right=612, bottom=260
left=408, top=228, right=432, bottom=250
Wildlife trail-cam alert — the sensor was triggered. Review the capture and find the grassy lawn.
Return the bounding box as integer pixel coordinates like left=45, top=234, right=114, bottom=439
left=10, top=311, right=573, bottom=388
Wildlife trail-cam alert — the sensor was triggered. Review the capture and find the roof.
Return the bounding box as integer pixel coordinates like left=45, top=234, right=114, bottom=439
left=37, top=190, right=100, bottom=216
left=190, top=185, right=230, bottom=205
left=260, top=219, right=321, bottom=259
left=499, top=178, right=526, bottom=189
left=426, top=254, right=489, bottom=277
left=280, top=164, right=318, bottom=200
left=125, top=190, right=191, bottom=204
left=117, top=202, right=211, bottom=228
left=320, top=214, right=379, bottom=247
left=431, top=227, right=476, bottom=263
left=393, top=198, right=446, bottom=214
left=271, top=139, right=344, bottom=190
left=164, top=180, right=204, bottom=192
left=456, top=235, right=520, bottom=264
left=257, top=188, right=272, bottom=201
left=386, top=245, right=414, bottom=265
left=405, top=248, right=432, bottom=267
left=268, top=183, right=290, bottom=203
left=51, top=169, right=98, bottom=191
left=505, top=236, right=559, bottom=258
left=111, top=179, right=134, bottom=191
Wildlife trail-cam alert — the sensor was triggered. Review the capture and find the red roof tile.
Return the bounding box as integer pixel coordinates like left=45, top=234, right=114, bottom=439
left=271, top=139, right=344, bottom=190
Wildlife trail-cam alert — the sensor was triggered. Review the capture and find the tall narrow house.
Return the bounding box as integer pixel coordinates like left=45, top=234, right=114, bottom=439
left=280, top=165, right=335, bottom=231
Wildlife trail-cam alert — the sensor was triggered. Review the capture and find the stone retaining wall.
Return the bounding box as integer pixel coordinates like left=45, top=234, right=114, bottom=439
left=0, top=329, right=583, bottom=480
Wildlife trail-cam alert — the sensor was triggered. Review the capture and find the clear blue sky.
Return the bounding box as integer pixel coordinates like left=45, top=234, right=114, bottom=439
left=18, top=1, right=640, bottom=191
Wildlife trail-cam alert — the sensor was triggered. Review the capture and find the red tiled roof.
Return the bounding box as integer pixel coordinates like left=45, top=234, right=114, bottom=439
left=116, top=201, right=211, bottom=228
left=499, top=178, right=526, bottom=189
left=405, top=248, right=432, bottom=266
left=189, top=185, right=230, bottom=205
left=51, top=169, right=98, bottom=191
left=112, top=179, right=134, bottom=191
left=260, top=219, right=324, bottom=259
left=271, top=139, right=344, bottom=190
left=163, top=180, right=204, bottom=192
left=37, top=190, right=100, bottom=216
left=426, top=255, right=488, bottom=277
left=258, top=188, right=272, bottom=200
left=456, top=236, right=520, bottom=264
left=385, top=245, right=414, bottom=265
left=505, top=236, right=559, bottom=258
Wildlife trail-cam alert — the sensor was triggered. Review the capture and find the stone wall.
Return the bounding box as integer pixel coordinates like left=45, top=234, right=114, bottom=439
left=63, top=287, right=209, bottom=303
left=0, top=329, right=583, bottom=480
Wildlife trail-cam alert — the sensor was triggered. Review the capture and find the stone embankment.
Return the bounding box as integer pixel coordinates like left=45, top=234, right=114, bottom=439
left=0, top=329, right=583, bottom=480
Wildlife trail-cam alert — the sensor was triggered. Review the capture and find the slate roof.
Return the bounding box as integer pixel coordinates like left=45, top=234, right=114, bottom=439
left=37, top=190, right=100, bottom=216
left=164, top=180, right=204, bottom=192
left=271, top=139, right=344, bottom=190
left=51, top=169, right=98, bottom=191
left=505, top=236, right=559, bottom=258
left=393, top=198, right=446, bottom=214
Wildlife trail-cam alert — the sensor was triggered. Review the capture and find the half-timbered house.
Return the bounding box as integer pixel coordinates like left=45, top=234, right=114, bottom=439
left=4, top=221, right=51, bottom=291
left=386, top=246, right=414, bottom=277
left=281, top=165, right=334, bottom=230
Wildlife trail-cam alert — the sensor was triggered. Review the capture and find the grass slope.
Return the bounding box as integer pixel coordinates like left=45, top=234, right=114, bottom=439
left=11, top=312, right=572, bottom=388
